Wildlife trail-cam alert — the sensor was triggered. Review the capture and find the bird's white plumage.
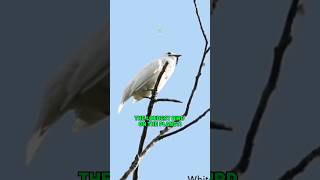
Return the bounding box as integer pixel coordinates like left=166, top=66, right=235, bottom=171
left=118, top=52, right=181, bottom=113
left=26, top=24, right=109, bottom=165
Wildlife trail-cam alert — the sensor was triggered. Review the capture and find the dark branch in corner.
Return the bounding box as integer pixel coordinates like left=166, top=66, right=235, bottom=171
left=231, top=0, right=300, bottom=175
left=125, top=62, right=169, bottom=180
left=278, top=146, right=320, bottom=180
left=211, top=121, right=232, bottom=131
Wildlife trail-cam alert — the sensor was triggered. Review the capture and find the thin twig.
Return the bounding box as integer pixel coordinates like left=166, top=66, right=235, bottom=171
left=130, top=62, right=169, bottom=180
left=138, top=0, right=210, bottom=173
left=159, top=108, right=210, bottom=140
left=184, top=0, right=210, bottom=117
left=154, top=98, right=183, bottom=103
left=278, top=146, right=320, bottom=180
left=231, top=0, right=300, bottom=175
left=120, top=108, right=210, bottom=178
left=211, top=121, right=232, bottom=131
left=121, top=0, right=210, bottom=178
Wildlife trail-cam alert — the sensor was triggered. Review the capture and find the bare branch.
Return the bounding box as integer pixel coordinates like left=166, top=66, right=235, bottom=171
left=120, top=108, right=210, bottom=178
left=211, top=121, right=232, bottom=131
left=130, top=0, right=211, bottom=173
left=184, top=0, right=210, bottom=117
left=231, top=0, right=300, bottom=175
left=159, top=108, right=210, bottom=140
left=131, top=62, right=169, bottom=180
left=154, top=98, right=183, bottom=103
left=194, top=0, right=208, bottom=44
left=278, top=146, right=320, bottom=180
left=121, top=0, right=210, bottom=178
left=144, top=97, right=182, bottom=103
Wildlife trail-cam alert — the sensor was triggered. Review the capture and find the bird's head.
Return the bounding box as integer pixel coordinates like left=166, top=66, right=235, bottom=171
left=166, top=52, right=181, bottom=65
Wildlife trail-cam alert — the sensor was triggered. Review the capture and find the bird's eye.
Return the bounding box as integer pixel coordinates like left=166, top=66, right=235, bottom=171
left=167, top=52, right=171, bottom=55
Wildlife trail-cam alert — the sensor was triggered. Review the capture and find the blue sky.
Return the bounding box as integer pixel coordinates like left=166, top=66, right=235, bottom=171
left=110, top=0, right=210, bottom=179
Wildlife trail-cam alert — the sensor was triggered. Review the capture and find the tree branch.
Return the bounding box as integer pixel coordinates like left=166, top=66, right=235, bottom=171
left=159, top=108, right=210, bottom=140
left=131, top=62, right=169, bottom=180
left=120, top=108, right=210, bottom=179
left=154, top=98, right=183, bottom=103
left=231, top=0, right=300, bottom=175
left=183, top=0, right=210, bottom=117
left=133, top=0, right=210, bottom=173
left=210, top=121, right=232, bottom=131
left=278, top=146, right=320, bottom=180
left=121, top=0, right=210, bottom=178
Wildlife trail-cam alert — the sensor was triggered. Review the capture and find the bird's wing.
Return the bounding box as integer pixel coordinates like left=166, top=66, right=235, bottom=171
left=120, top=59, right=163, bottom=103
left=118, top=59, right=163, bottom=113
left=60, top=29, right=109, bottom=111
left=131, top=59, right=164, bottom=92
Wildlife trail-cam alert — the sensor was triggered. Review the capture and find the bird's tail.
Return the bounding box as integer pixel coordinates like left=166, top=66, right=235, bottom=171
left=26, top=128, right=48, bottom=165
left=118, top=103, right=124, bottom=113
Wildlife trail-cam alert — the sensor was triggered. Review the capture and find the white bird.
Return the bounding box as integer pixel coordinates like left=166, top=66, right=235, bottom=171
left=118, top=52, right=181, bottom=113
left=26, top=25, right=109, bottom=165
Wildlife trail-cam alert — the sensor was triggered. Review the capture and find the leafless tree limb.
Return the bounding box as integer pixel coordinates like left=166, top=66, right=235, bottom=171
left=159, top=108, right=210, bottom=140
left=133, top=0, right=210, bottom=174
left=121, top=0, right=210, bottom=179
left=213, top=0, right=318, bottom=178
left=183, top=0, right=210, bottom=117
left=278, top=145, right=320, bottom=180
left=211, top=121, right=232, bottom=131
left=154, top=98, right=183, bottom=103
left=120, top=108, right=210, bottom=180
left=231, top=0, right=300, bottom=175
left=131, top=62, right=169, bottom=180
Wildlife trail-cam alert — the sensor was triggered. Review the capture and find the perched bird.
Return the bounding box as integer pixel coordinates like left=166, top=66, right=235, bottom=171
left=118, top=52, right=181, bottom=113
left=26, top=26, right=109, bottom=165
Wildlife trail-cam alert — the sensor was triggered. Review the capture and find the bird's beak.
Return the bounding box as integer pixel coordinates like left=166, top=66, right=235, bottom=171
left=174, top=55, right=181, bottom=65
